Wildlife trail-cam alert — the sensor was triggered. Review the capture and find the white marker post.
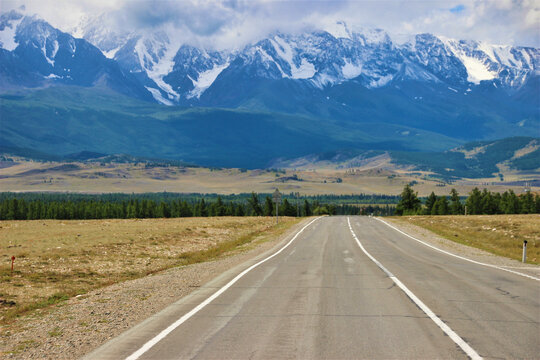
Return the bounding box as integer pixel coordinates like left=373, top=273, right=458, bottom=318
left=522, top=240, right=527, bottom=263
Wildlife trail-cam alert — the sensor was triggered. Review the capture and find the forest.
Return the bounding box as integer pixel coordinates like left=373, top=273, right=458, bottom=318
left=396, top=186, right=540, bottom=215
left=0, top=192, right=393, bottom=220
left=0, top=187, right=537, bottom=221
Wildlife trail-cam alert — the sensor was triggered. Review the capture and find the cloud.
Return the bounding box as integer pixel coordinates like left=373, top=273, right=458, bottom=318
left=2, top=0, right=539, bottom=48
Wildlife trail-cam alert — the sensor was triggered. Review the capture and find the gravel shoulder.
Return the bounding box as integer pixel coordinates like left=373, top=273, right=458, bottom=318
left=0, top=218, right=312, bottom=359
left=384, top=217, right=540, bottom=278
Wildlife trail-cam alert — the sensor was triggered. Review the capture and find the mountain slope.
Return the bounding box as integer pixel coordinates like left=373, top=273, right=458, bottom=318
left=1, top=10, right=539, bottom=169
left=391, top=137, right=540, bottom=178
left=0, top=9, right=153, bottom=100
left=0, top=86, right=460, bottom=168
left=69, top=14, right=539, bottom=105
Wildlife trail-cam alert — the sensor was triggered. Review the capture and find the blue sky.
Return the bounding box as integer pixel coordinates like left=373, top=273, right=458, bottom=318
left=450, top=4, right=466, bottom=13
left=3, top=0, right=539, bottom=48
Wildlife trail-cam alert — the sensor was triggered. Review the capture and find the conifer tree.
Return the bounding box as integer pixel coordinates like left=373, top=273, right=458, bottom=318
left=396, top=184, right=421, bottom=215
left=264, top=196, right=274, bottom=216
left=465, top=188, right=482, bottom=214
left=248, top=192, right=263, bottom=216
left=449, top=189, right=463, bottom=215
left=303, top=199, right=312, bottom=216
left=425, top=192, right=438, bottom=215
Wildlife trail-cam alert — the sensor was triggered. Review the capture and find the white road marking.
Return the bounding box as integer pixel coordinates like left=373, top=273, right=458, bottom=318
left=347, top=217, right=482, bottom=360
left=375, top=218, right=540, bottom=282
left=125, top=217, right=323, bottom=360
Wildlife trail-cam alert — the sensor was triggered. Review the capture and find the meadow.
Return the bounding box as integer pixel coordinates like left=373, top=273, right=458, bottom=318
left=0, top=157, right=536, bottom=196
left=0, top=217, right=300, bottom=322
left=391, top=214, right=540, bottom=264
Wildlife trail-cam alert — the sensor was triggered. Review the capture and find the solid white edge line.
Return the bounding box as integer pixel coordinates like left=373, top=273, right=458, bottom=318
left=125, top=216, right=323, bottom=360
left=347, top=217, right=482, bottom=360
left=375, top=217, right=540, bottom=282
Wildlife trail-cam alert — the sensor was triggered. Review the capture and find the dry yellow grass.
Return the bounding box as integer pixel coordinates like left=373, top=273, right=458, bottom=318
left=0, top=158, right=537, bottom=196
left=391, top=215, right=540, bottom=264
left=0, top=217, right=300, bottom=322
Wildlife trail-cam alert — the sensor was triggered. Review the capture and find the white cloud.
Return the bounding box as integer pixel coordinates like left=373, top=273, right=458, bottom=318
left=2, top=0, right=538, bottom=48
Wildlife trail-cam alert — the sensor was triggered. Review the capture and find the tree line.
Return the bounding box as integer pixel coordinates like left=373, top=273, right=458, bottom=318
left=0, top=192, right=400, bottom=205
left=396, top=185, right=540, bottom=215
left=0, top=192, right=393, bottom=220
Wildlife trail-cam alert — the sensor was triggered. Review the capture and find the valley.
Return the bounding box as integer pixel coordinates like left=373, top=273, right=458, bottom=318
left=1, top=152, right=537, bottom=196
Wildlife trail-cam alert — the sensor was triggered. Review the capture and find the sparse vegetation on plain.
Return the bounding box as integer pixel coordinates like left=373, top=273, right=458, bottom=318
left=391, top=215, right=540, bottom=264
left=0, top=217, right=300, bottom=323
left=1, top=154, right=538, bottom=197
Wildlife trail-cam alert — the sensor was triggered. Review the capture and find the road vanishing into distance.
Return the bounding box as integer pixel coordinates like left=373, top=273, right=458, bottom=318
left=86, top=216, right=540, bottom=360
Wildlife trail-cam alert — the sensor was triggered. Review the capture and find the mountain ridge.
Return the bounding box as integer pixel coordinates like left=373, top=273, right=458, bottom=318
left=1, top=9, right=538, bottom=170
left=1, top=9, right=538, bottom=105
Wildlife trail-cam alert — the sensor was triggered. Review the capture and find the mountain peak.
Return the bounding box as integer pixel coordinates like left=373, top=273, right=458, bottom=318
left=324, top=21, right=352, bottom=40
left=1, top=10, right=538, bottom=106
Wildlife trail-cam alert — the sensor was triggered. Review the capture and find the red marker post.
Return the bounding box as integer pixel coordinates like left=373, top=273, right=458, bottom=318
left=11, top=256, right=15, bottom=275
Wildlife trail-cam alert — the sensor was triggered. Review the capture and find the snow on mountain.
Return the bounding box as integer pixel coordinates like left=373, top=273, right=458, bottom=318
left=0, top=9, right=153, bottom=100
left=439, top=37, right=538, bottom=87
left=324, top=21, right=352, bottom=40
left=235, top=29, right=399, bottom=90
left=71, top=13, right=130, bottom=59
left=189, top=62, right=230, bottom=99
left=133, top=30, right=182, bottom=102
left=1, top=10, right=538, bottom=106
left=269, top=36, right=316, bottom=79
left=162, top=45, right=231, bottom=103
left=68, top=14, right=539, bottom=105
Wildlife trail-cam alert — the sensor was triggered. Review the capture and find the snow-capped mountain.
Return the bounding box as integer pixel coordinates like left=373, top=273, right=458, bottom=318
left=1, top=9, right=538, bottom=107
left=65, top=15, right=539, bottom=106
left=0, top=9, right=153, bottom=100
left=1, top=10, right=539, bottom=168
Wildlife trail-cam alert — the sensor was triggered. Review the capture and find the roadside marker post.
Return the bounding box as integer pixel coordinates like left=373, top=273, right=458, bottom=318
left=11, top=256, right=15, bottom=275
left=522, top=240, right=527, bottom=263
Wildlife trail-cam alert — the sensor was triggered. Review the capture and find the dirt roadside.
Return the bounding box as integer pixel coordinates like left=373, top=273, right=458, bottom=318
left=0, top=218, right=313, bottom=359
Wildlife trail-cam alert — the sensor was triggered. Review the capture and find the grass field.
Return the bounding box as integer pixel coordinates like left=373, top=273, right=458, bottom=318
left=391, top=215, right=540, bottom=264
left=0, top=158, right=537, bottom=196
left=0, top=217, right=300, bottom=323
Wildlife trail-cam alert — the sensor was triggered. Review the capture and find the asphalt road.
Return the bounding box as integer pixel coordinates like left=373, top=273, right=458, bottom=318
left=86, top=216, right=540, bottom=359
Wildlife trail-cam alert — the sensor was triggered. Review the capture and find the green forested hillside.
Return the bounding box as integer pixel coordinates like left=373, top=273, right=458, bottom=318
left=0, top=86, right=459, bottom=168
left=391, top=137, right=539, bottom=179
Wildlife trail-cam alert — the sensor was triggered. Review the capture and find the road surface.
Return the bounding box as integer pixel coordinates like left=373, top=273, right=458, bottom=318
left=85, top=216, right=540, bottom=359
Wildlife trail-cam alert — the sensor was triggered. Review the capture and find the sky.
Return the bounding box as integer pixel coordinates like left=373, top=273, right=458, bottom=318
left=2, top=0, right=539, bottom=49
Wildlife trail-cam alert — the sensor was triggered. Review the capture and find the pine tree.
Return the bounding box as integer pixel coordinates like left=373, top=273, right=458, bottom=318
left=425, top=192, right=437, bottom=215
left=199, top=199, right=208, bottom=217
left=303, top=199, right=312, bottom=216
left=396, top=184, right=421, bottom=215
left=235, top=203, right=245, bottom=216
left=449, top=189, right=463, bottom=215
left=520, top=192, right=535, bottom=214
left=480, top=189, right=499, bottom=214
left=433, top=196, right=449, bottom=215
left=248, top=192, right=263, bottom=216
left=264, top=196, right=274, bottom=216
left=465, top=188, right=482, bottom=214
left=280, top=199, right=296, bottom=216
